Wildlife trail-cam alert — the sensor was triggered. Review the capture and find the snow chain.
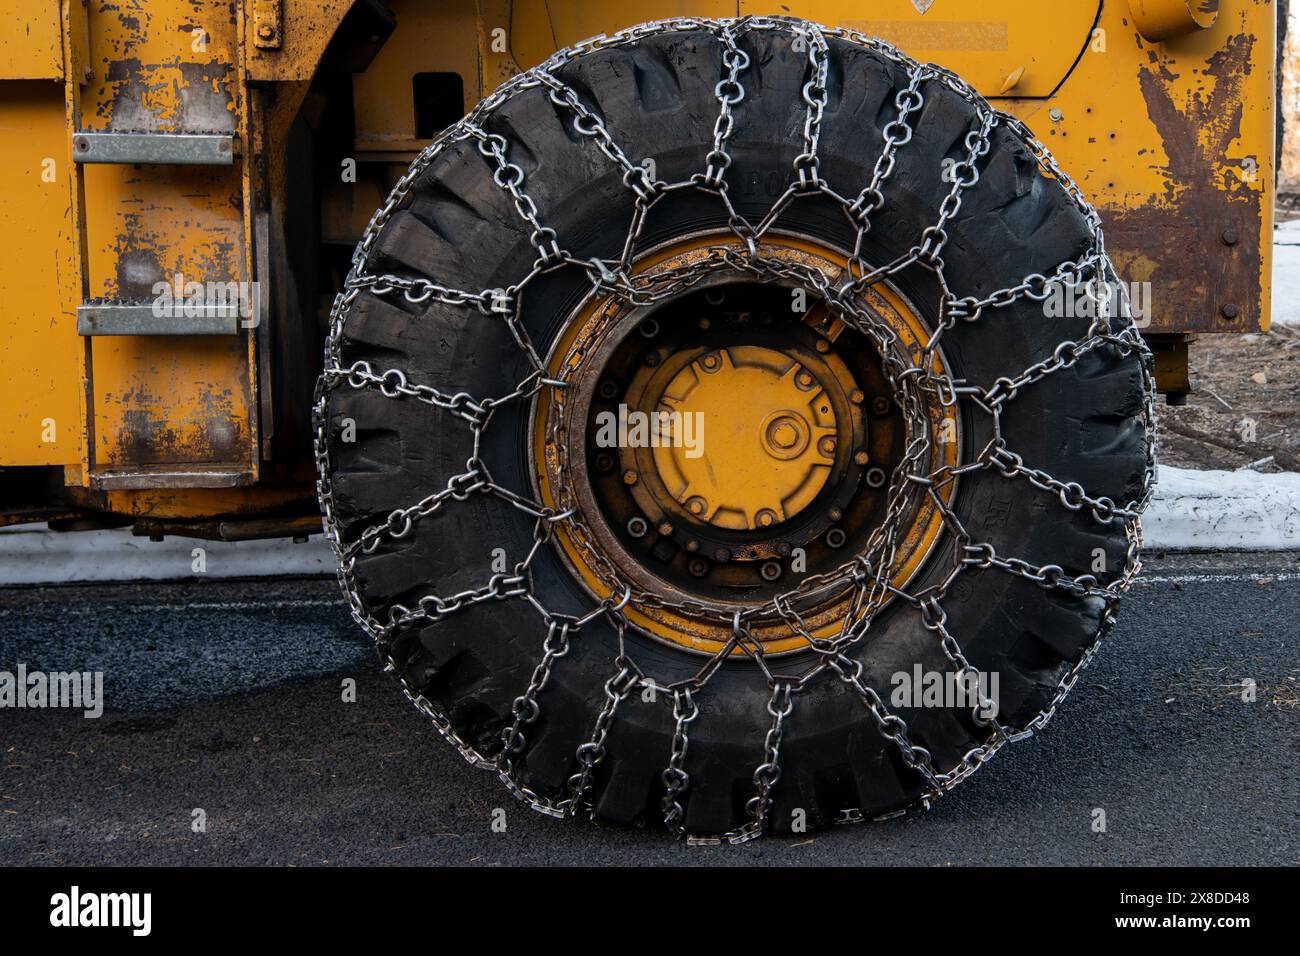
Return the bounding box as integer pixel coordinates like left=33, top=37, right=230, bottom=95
left=314, top=16, right=1157, bottom=843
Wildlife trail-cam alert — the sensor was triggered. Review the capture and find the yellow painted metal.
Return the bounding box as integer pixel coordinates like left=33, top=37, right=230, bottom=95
left=0, top=1, right=64, bottom=80
left=510, top=0, right=736, bottom=70
left=1129, top=0, right=1219, bottom=42
left=352, top=0, right=480, bottom=155
left=510, top=1, right=1098, bottom=97
left=0, top=0, right=1275, bottom=521
left=244, top=0, right=357, bottom=82
left=76, top=1, right=257, bottom=486
left=653, top=345, right=838, bottom=530
left=1031, top=0, right=1274, bottom=334
left=750, top=0, right=1101, bottom=98
left=0, top=81, right=84, bottom=465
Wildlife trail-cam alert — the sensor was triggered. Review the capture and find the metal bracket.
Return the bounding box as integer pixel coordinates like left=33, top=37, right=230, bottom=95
left=253, top=0, right=283, bottom=49
left=72, top=131, right=235, bottom=165
left=77, top=301, right=243, bottom=336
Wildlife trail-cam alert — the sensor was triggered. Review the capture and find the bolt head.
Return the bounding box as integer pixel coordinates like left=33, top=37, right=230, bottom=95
left=622, top=470, right=638, bottom=485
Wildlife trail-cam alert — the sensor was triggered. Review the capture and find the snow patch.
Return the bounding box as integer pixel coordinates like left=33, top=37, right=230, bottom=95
left=1272, top=220, right=1300, bottom=327
left=0, top=524, right=336, bottom=585
left=1142, top=465, right=1300, bottom=550
left=1, top=465, right=1297, bottom=585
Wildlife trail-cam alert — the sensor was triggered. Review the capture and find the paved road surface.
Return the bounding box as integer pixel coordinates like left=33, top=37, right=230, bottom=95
left=1, top=551, right=1296, bottom=866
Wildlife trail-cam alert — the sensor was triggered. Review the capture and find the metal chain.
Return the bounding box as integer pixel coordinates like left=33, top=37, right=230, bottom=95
left=313, top=15, right=1156, bottom=841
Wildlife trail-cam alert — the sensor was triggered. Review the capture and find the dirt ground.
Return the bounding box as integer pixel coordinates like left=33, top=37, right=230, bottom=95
left=1157, top=325, right=1300, bottom=473
left=1154, top=204, right=1299, bottom=474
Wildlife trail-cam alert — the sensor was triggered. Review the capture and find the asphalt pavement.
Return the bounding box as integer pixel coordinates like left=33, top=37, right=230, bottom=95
left=1, top=550, right=1296, bottom=866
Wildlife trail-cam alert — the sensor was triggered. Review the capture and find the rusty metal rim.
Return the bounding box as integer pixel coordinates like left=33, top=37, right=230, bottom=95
left=528, top=230, right=960, bottom=657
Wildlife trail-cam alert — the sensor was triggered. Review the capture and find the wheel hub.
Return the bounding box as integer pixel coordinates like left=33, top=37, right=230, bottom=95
left=652, top=345, right=843, bottom=530
left=530, top=235, right=958, bottom=655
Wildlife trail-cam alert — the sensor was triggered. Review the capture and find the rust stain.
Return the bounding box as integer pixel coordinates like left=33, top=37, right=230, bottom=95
left=109, top=383, right=243, bottom=467
left=1105, top=32, right=1262, bottom=332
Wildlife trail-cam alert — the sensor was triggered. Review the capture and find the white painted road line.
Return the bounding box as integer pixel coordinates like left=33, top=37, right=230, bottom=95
left=1132, top=571, right=1300, bottom=586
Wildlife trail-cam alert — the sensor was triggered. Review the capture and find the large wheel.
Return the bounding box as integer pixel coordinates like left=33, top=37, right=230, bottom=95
left=315, top=16, right=1154, bottom=841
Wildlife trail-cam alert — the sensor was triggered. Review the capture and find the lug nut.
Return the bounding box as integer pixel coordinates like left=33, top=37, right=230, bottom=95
left=756, top=510, right=777, bottom=528
left=627, top=516, right=649, bottom=538
left=850, top=389, right=865, bottom=404
left=623, top=470, right=638, bottom=486
left=854, top=450, right=869, bottom=466
left=796, top=370, right=815, bottom=389
left=818, top=436, right=836, bottom=456
left=760, top=561, right=782, bottom=581
left=701, top=352, right=721, bottom=372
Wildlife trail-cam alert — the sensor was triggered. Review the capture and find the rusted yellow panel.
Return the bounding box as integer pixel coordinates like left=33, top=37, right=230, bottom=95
left=1001, top=0, right=1274, bottom=333
left=0, top=83, right=83, bottom=465
left=0, top=0, right=64, bottom=80
left=77, top=0, right=256, bottom=477
left=245, top=0, right=356, bottom=82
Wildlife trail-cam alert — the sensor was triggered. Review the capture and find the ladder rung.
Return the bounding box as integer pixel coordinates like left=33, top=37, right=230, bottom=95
left=72, top=131, right=235, bottom=165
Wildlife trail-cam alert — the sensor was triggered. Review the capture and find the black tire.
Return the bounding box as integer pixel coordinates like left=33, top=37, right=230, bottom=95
left=317, top=18, right=1153, bottom=838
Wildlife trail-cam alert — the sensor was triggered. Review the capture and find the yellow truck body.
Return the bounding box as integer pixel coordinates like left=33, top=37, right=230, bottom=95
left=0, top=0, right=1277, bottom=532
